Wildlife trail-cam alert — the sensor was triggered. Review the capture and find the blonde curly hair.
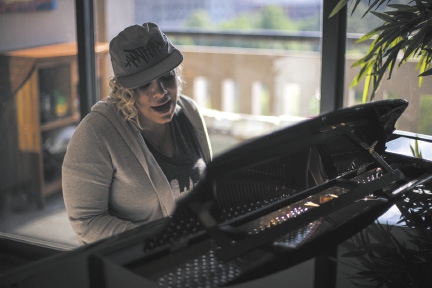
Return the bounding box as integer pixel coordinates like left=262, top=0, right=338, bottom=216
left=106, top=66, right=183, bottom=129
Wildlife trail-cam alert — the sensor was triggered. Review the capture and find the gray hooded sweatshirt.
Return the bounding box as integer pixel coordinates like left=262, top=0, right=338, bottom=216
left=62, top=95, right=212, bottom=245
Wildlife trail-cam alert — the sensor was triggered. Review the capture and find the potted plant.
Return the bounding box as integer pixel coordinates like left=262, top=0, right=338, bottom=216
left=331, top=0, right=432, bottom=102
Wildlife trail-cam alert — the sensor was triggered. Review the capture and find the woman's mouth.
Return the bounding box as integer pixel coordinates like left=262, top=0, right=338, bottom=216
left=151, top=99, right=172, bottom=114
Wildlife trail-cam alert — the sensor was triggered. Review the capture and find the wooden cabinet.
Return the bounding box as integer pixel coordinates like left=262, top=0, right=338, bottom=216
left=0, top=42, right=109, bottom=208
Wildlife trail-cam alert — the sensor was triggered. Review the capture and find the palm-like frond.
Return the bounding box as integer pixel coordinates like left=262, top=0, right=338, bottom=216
left=331, top=0, right=432, bottom=101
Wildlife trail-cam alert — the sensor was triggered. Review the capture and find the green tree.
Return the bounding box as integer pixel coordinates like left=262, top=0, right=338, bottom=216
left=259, top=5, right=297, bottom=30
left=185, top=9, right=212, bottom=28
left=295, top=15, right=320, bottom=31
left=218, top=5, right=298, bottom=31
left=219, top=13, right=258, bottom=30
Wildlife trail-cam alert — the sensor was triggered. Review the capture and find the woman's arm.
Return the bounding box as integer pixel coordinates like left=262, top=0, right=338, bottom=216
left=62, top=115, right=137, bottom=245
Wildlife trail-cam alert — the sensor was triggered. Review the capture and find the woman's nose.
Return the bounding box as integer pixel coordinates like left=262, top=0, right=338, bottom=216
left=152, top=79, right=167, bottom=97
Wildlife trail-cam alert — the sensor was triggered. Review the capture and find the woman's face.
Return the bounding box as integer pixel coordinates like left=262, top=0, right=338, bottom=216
left=134, top=70, right=179, bottom=126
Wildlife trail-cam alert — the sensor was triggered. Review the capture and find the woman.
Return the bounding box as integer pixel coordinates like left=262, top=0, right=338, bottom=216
left=62, top=23, right=212, bottom=245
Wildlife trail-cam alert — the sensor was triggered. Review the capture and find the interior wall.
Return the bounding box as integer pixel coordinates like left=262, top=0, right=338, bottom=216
left=98, top=0, right=135, bottom=78
left=0, top=0, right=76, bottom=53
left=104, top=0, right=135, bottom=43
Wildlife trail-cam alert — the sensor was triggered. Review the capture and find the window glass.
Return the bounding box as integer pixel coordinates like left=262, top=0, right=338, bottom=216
left=0, top=0, right=323, bottom=250
left=0, top=0, right=107, bottom=251
left=133, top=0, right=323, bottom=152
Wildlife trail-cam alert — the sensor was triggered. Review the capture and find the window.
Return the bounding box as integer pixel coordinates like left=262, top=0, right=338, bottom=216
left=0, top=0, right=325, bottom=250
left=0, top=0, right=106, bottom=250
left=221, top=78, right=238, bottom=113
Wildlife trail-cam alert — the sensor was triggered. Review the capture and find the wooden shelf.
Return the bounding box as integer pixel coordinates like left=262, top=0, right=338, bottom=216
left=43, top=178, right=63, bottom=196
left=4, top=42, right=109, bottom=59
left=1, top=42, right=109, bottom=208
left=40, top=114, right=80, bottom=132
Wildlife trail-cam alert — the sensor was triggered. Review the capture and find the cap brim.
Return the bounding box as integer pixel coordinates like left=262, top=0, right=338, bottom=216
left=117, top=49, right=184, bottom=89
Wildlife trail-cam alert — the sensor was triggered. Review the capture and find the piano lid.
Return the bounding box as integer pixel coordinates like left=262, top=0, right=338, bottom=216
left=180, top=99, right=409, bottom=210
left=139, top=99, right=412, bottom=264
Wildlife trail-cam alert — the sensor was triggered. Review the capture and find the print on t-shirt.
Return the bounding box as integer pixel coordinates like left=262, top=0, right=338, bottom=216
left=143, top=109, right=206, bottom=200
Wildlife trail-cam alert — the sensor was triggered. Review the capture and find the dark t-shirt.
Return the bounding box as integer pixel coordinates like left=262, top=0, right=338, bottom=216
left=143, top=110, right=206, bottom=201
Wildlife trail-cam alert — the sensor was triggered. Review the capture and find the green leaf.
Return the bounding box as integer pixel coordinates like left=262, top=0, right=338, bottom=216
left=357, top=28, right=381, bottom=43
left=382, top=44, right=400, bottom=80
left=356, top=270, right=378, bottom=277
left=401, top=24, right=428, bottom=63
left=376, top=27, right=407, bottom=49
left=343, top=250, right=368, bottom=257
left=413, top=0, right=426, bottom=13
left=410, top=138, right=423, bottom=158
left=350, top=61, right=373, bottom=87
left=348, top=0, right=432, bottom=101
left=410, top=145, right=416, bottom=156
left=362, top=0, right=383, bottom=18
left=387, top=4, right=421, bottom=12
left=419, top=67, right=432, bottom=76
left=370, top=11, right=394, bottom=23
left=351, top=56, right=367, bottom=68
left=329, top=0, right=348, bottom=18
left=417, top=53, right=429, bottom=85
left=362, top=65, right=373, bottom=103
left=351, top=0, right=363, bottom=16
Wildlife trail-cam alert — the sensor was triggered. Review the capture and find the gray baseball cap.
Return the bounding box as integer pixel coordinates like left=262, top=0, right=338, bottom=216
left=109, top=22, right=183, bottom=89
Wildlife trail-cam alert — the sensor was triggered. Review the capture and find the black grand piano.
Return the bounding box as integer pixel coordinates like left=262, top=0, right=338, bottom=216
left=2, top=99, right=432, bottom=288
